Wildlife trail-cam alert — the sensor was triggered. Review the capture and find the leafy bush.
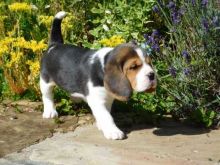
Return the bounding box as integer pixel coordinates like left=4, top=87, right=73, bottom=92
left=142, top=0, right=220, bottom=127
left=0, top=1, right=84, bottom=97
left=88, top=0, right=155, bottom=42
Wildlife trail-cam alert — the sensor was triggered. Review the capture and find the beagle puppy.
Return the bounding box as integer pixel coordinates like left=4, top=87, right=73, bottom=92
left=40, top=11, right=157, bottom=140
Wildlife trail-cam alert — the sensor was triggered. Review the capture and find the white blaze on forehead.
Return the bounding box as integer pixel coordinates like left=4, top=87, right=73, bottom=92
left=135, top=48, right=145, bottom=63
left=135, top=48, right=152, bottom=71
left=134, top=48, right=154, bottom=92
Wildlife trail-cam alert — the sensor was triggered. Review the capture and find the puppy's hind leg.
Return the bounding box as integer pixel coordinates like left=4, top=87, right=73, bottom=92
left=40, top=76, right=58, bottom=118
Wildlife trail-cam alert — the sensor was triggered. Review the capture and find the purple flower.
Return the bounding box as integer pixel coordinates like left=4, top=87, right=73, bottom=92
left=182, top=50, right=191, bottom=63
left=201, top=18, right=209, bottom=31
left=182, top=50, right=189, bottom=57
left=146, top=36, right=154, bottom=44
left=167, top=1, right=176, bottom=9
left=171, top=11, right=181, bottom=24
left=178, top=7, right=185, bottom=16
left=152, top=43, right=160, bottom=52
left=143, top=33, right=148, bottom=40
left=201, top=0, right=208, bottom=7
left=183, top=68, right=191, bottom=76
left=144, top=30, right=161, bottom=53
left=169, top=66, right=177, bottom=77
left=191, top=0, right=196, bottom=6
left=152, top=30, right=160, bottom=37
left=152, top=5, right=159, bottom=13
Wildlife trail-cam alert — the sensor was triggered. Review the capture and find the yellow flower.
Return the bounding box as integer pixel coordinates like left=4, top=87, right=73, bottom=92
left=0, top=45, right=8, bottom=57
left=62, top=15, right=75, bottom=30
left=6, top=51, right=23, bottom=68
left=28, top=40, right=47, bottom=52
left=0, top=37, right=13, bottom=57
left=38, top=14, right=76, bottom=32
left=38, top=15, right=54, bottom=28
left=26, top=60, right=40, bottom=78
left=99, top=35, right=125, bottom=47
left=1, top=37, right=47, bottom=53
left=13, top=37, right=27, bottom=48
left=0, top=37, right=14, bottom=45
left=8, top=2, right=31, bottom=12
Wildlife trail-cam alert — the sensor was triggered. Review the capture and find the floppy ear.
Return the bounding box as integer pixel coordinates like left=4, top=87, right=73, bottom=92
left=104, top=64, right=132, bottom=101
left=104, top=47, right=133, bottom=101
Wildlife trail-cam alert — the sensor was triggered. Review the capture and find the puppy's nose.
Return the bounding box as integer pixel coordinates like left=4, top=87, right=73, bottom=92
left=148, top=72, right=155, bottom=81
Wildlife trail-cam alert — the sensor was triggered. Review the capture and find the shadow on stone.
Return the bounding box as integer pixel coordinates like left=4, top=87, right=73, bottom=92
left=111, top=101, right=211, bottom=137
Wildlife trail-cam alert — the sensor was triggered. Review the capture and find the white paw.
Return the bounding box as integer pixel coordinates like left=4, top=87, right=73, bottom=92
left=102, top=127, right=125, bottom=140
left=96, top=122, right=102, bottom=131
left=43, top=109, right=58, bottom=118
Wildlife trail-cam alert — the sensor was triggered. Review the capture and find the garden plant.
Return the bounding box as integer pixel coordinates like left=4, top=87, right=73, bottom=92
left=0, top=0, right=219, bottom=127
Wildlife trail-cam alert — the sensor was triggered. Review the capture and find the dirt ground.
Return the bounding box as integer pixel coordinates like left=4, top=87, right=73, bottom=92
left=0, top=100, right=94, bottom=157
left=0, top=100, right=220, bottom=164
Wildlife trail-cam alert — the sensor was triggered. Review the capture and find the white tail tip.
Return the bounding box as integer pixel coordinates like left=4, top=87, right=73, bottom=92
left=55, top=11, right=67, bottom=19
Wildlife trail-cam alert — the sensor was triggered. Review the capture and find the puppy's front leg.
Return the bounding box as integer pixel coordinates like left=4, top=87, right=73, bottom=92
left=87, top=92, right=124, bottom=140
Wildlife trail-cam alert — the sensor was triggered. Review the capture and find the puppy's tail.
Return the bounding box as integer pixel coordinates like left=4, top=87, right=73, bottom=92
left=49, top=11, right=67, bottom=46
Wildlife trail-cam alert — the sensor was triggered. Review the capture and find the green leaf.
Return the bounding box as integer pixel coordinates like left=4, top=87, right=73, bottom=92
left=92, top=19, right=101, bottom=24
left=91, top=7, right=103, bottom=14
left=208, top=111, right=216, bottom=119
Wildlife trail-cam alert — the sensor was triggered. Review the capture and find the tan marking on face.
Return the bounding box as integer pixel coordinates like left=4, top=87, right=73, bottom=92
left=123, top=57, right=142, bottom=90
left=145, top=56, right=152, bottom=66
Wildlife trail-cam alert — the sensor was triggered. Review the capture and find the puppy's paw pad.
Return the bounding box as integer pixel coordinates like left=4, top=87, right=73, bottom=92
left=103, top=128, right=124, bottom=140
left=43, top=110, right=58, bottom=118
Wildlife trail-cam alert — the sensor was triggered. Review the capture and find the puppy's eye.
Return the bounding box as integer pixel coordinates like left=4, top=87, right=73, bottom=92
left=129, top=64, right=140, bottom=70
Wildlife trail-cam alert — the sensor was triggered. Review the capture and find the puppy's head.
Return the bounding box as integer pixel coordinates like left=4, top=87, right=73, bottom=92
left=104, top=43, right=157, bottom=101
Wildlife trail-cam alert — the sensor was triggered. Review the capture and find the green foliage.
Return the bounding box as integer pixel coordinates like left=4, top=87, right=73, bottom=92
left=189, top=108, right=216, bottom=127
left=145, top=0, right=220, bottom=127
left=88, top=0, right=155, bottom=43
left=54, top=87, right=90, bottom=116
left=56, top=98, right=90, bottom=116
left=56, top=99, right=76, bottom=116
left=130, top=88, right=174, bottom=116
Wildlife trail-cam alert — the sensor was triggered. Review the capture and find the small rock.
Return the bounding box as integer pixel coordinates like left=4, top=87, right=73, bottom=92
left=54, top=128, right=65, bottom=133
left=78, top=113, right=86, bottom=117
left=78, top=119, right=86, bottom=125
left=67, top=125, right=77, bottom=131
left=85, top=115, right=93, bottom=121
left=10, top=116, right=18, bottom=120
left=208, top=158, right=213, bottom=161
